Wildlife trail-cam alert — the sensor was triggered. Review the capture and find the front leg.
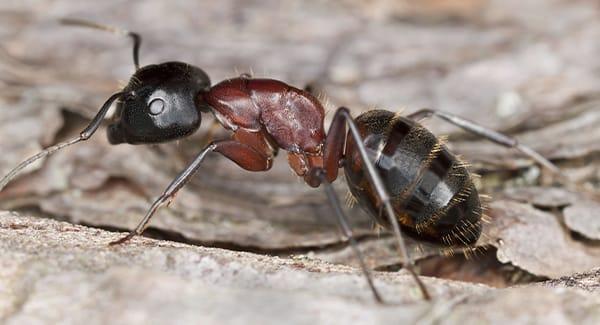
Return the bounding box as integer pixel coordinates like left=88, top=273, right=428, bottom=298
left=109, top=139, right=273, bottom=245
left=0, top=92, right=124, bottom=191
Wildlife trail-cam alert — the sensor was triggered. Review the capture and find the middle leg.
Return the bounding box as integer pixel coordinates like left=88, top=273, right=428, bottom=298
left=109, top=138, right=273, bottom=245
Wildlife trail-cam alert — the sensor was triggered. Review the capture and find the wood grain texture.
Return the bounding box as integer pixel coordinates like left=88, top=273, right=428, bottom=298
left=0, top=0, right=598, bottom=286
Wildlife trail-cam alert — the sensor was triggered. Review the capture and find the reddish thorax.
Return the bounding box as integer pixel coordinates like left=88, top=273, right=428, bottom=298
left=203, top=77, right=327, bottom=186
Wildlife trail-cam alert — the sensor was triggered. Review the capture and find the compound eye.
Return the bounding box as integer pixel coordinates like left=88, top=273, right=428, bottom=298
left=148, top=98, right=165, bottom=115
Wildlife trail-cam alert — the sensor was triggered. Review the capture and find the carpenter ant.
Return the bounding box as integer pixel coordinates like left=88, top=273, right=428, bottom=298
left=0, top=19, right=570, bottom=303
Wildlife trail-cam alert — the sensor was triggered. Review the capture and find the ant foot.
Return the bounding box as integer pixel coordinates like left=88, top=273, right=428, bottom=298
left=108, top=232, right=137, bottom=246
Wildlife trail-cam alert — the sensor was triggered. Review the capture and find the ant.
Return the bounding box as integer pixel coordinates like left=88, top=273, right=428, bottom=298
left=0, top=19, right=572, bottom=303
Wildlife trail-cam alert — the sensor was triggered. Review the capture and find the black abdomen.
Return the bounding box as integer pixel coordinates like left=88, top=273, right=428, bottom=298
left=344, top=110, right=482, bottom=246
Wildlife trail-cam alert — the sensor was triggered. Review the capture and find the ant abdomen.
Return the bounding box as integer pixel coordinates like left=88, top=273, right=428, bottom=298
left=344, top=110, right=482, bottom=246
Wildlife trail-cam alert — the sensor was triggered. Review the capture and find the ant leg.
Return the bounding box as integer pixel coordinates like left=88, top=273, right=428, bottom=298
left=198, top=119, right=223, bottom=148
left=408, top=110, right=600, bottom=200
left=0, top=92, right=124, bottom=191
left=109, top=143, right=216, bottom=245
left=314, top=170, right=384, bottom=303
left=109, top=140, right=272, bottom=246
left=407, top=109, right=563, bottom=177
left=328, top=107, right=431, bottom=300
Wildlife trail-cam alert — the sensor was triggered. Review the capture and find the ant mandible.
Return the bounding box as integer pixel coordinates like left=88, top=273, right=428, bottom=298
left=0, top=19, right=569, bottom=303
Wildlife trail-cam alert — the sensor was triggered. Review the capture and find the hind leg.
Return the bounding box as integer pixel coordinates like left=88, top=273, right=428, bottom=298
left=407, top=109, right=563, bottom=176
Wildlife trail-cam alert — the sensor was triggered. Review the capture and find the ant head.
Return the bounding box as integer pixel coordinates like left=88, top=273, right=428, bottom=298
left=108, top=62, right=211, bottom=144
left=0, top=20, right=218, bottom=192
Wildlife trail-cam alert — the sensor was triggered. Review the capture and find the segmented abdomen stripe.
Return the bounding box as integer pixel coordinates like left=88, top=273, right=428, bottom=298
left=381, top=117, right=480, bottom=243
left=383, top=120, right=451, bottom=222
left=381, top=118, right=412, bottom=157
left=345, top=110, right=482, bottom=245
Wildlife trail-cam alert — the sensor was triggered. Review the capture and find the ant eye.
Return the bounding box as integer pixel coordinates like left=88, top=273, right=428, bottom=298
left=148, top=98, right=165, bottom=115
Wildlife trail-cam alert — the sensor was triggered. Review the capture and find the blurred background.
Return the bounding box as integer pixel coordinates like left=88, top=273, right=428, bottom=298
left=0, top=0, right=599, bottom=288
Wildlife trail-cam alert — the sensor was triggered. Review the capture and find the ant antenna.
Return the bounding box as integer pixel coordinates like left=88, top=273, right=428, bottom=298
left=60, top=18, right=142, bottom=70
left=0, top=92, right=124, bottom=191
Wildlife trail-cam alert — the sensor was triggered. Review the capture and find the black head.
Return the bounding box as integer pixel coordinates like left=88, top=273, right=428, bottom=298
left=108, top=61, right=211, bottom=144
left=0, top=21, right=217, bottom=193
